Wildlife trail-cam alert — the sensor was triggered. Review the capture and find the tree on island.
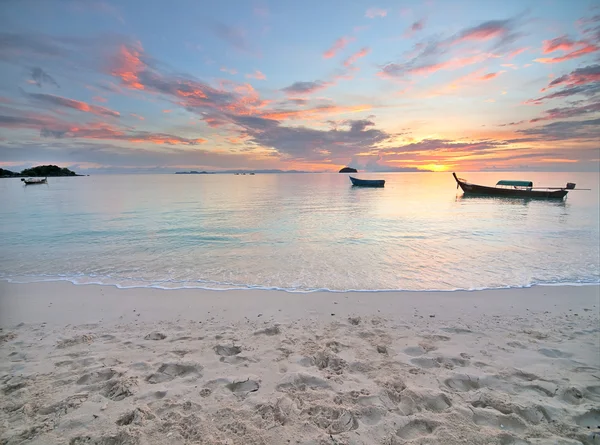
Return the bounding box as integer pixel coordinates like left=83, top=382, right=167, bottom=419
left=339, top=166, right=358, bottom=173
left=0, top=165, right=81, bottom=177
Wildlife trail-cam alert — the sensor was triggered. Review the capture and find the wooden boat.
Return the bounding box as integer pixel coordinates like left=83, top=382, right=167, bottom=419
left=349, top=176, right=385, bottom=187
left=21, top=177, right=47, bottom=185
left=452, top=173, right=575, bottom=199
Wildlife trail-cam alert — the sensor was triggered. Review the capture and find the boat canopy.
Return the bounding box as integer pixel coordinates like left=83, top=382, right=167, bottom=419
left=496, top=179, right=533, bottom=187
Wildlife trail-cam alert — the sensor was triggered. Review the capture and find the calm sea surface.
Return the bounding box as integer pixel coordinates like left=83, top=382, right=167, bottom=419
left=1, top=172, right=598, bottom=292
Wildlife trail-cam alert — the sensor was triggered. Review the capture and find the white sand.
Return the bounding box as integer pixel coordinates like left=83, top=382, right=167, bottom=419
left=0, top=281, right=599, bottom=445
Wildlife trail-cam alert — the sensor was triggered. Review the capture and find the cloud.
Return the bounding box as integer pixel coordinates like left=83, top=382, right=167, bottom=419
left=535, top=35, right=598, bottom=63
left=245, top=70, right=266, bottom=80
left=23, top=91, right=120, bottom=117
left=379, top=53, right=488, bottom=79
left=343, top=47, right=370, bottom=67
left=479, top=72, right=502, bottom=80
left=323, top=36, right=354, bottom=59
left=517, top=118, right=600, bottom=141
left=526, top=83, right=600, bottom=104
left=30, top=67, right=59, bottom=88
left=281, top=80, right=332, bottom=95
left=404, top=20, right=425, bottom=38
left=529, top=102, right=600, bottom=123
left=365, top=8, right=387, bottom=18
left=0, top=32, right=67, bottom=60
left=542, top=64, right=600, bottom=90
left=237, top=117, right=390, bottom=161
left=110, top=44, right=145, bottom=90
left=450, top=17, right=524, bottom=51
left=0, top=106, right=204, bottom=146
left=212, top=23, right=251, bottom=53
left=378, top=17, right=524, bottom=79
left=39, top=125, right=207, bottom=145
left=261, top=105, right=372, bottom=121
left=92, top=96, right=107, bottom=103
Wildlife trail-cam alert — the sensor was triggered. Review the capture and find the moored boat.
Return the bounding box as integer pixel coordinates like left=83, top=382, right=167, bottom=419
left=349, top=176, right=385, bottom=187
left=21, top=177, right=47, bottom=185
left=452, top=173, right=576, bottom=199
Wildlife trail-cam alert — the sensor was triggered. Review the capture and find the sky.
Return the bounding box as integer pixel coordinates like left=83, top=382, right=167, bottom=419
left=0, top=0, right=599, bottom=173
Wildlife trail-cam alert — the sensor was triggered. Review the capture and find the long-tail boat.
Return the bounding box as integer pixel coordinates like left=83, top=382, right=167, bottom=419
left=349, top=176, right=385, bottom=188
left=451, top=173, right=585, bottom=199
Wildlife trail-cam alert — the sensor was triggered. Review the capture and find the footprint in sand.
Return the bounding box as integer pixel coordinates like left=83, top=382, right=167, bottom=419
left=76, top=369, right=119, bottom=385
left=575, top=408, right=600, bottom=428
left=538, top=348, right=573, bottom=358
left=444, top=374, right=480, bottom=392
left=403, top=346, right=426, bottom=357
left=395, top=419, right=438, bottom=440
left=304, top=405, right=358, bottom=435
left=226, top=378, right=260, bottom=395
left=472, top=409, right=527, bottom=433
left=214, top=345, right=242, bottom=356
left=146, top=362, right=203, bottom=384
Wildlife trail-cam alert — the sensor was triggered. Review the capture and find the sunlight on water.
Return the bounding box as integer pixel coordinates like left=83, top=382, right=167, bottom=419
left=1, top=172, right=598, bottom=292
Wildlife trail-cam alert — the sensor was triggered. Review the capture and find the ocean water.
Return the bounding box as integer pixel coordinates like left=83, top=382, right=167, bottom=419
left=1, top=172, right=598, bottom=292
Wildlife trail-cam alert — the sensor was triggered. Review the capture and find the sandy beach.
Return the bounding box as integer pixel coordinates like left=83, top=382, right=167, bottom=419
left=0, top=282, right=599, bottom=445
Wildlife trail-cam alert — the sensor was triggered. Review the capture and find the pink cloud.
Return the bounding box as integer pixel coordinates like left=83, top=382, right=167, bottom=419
left=323, top=36, right=355, bottom=59
left=365, top=8, right=387, bottom=18
left=343, top=47, right=370, bottom=67
left=245, top=70, right=266, bottom=80
left=162, top=109, right=172, bottom=113
left=506, top=47, right=528, bottom=59
left=130, top=113, right=144, bottom=120
left=535, top=35, right=598, bottom=63
left=92, top=96, right=107, bottom=103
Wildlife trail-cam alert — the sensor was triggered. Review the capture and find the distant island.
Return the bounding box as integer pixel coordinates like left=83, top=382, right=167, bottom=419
left=175, top=171, right=214, bottom=174
left=339, top=167, right=358, bottom=173
left=0, top=165, right=83, bottom=178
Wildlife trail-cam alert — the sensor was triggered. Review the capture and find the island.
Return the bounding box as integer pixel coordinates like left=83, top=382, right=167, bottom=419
left=0, top=165, right=83, bottom=177
left=339, top=166, right=358, bottom=173
left=175, top=171, right=213, bottom=174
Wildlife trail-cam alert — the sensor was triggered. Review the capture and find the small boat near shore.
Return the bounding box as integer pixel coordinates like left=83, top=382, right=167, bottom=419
left=21, top=177, right=47, bottom=185
left=452, top=173, right=587, bottom=199
left=349, top=176, right=385, bottom=188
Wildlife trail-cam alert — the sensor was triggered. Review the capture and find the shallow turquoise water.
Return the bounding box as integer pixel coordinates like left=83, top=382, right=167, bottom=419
left=1, top=172, right=598, bottom=291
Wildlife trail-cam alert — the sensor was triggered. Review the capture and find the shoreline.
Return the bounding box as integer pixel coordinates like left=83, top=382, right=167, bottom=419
left=1, top=281, right=599, bottom=327
left=1, top=282, right=599, bottom=444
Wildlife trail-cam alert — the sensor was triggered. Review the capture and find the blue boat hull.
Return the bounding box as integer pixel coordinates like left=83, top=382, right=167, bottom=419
left=349, top=176, right=385, bottom=187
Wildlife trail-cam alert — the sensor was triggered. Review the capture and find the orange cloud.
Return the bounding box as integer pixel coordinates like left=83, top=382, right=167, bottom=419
left=130, top=113, right=144, bottom=120
left=343, top=47, right=370, bottom=67
left=163, top=109, right=172, bottom=113
left=323, top=36, right=355, bottom=59
left=25, top=92, right=120, bottom=117
left=245, top=70, right=266, bottom=80
left=111, top=44, right=145, bottom=90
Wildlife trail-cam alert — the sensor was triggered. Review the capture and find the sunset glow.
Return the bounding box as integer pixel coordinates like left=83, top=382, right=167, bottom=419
left=0, top=0, right=598, bottom=173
